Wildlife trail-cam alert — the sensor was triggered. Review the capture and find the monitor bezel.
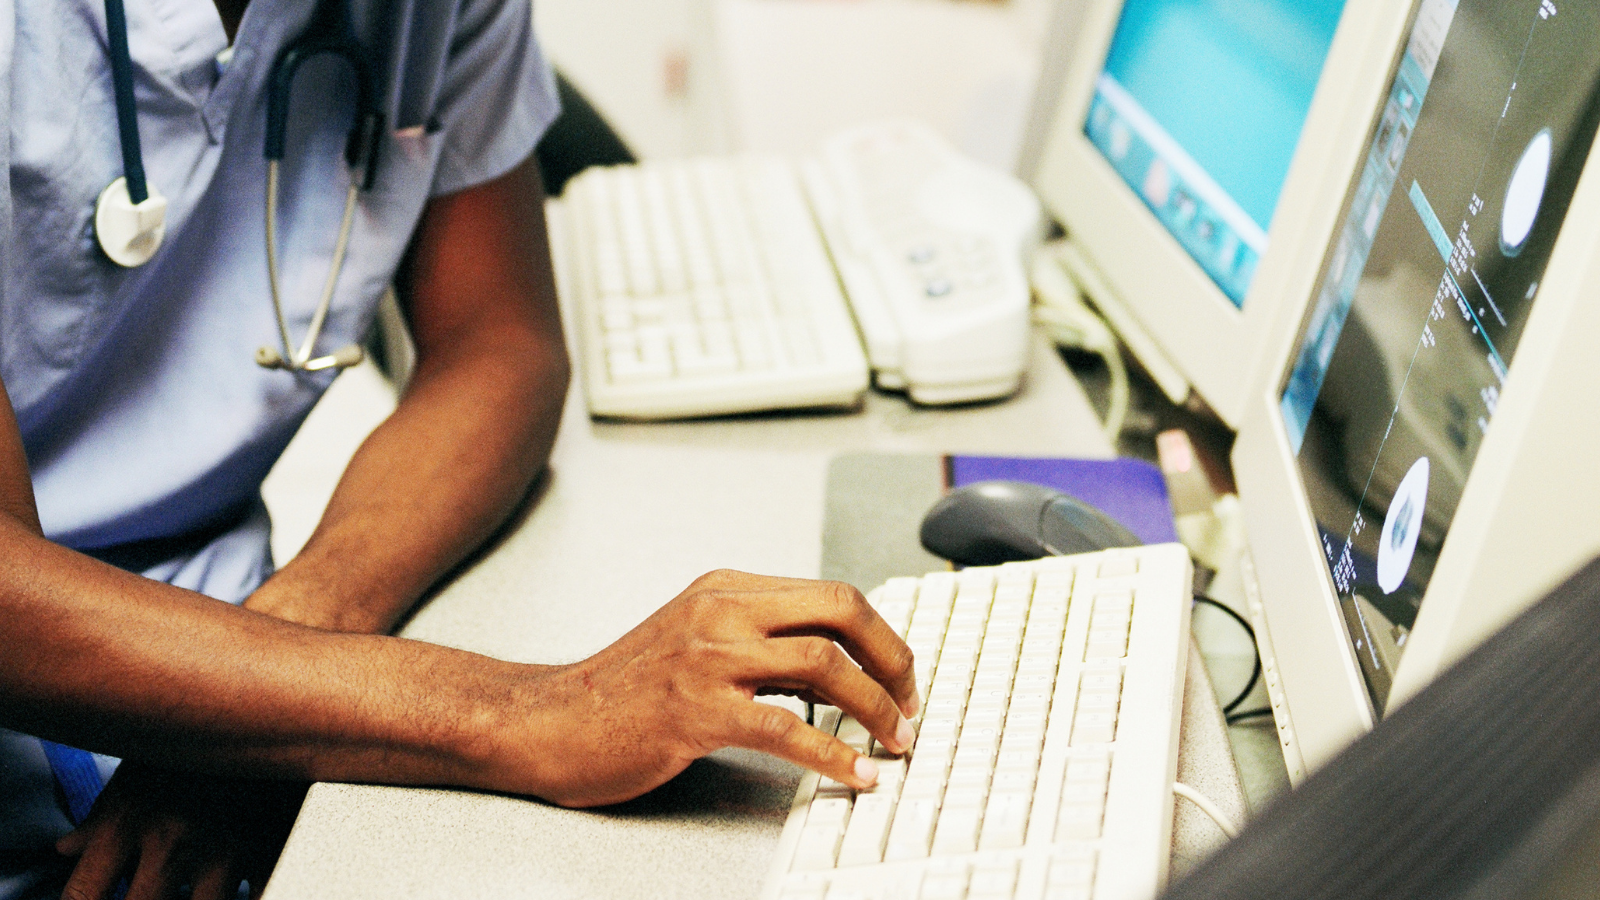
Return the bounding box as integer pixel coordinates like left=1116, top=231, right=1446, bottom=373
left=1235, top=2, right=1600, bottom=779
left=1029, top=0, right=1414, bottom=428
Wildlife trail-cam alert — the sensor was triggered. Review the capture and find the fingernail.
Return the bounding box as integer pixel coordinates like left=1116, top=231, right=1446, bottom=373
left=895, top=715, right=915, bottom=753
left=854, top=755, right=880, bottom=787
left=905, top=688, right=922, bottom=718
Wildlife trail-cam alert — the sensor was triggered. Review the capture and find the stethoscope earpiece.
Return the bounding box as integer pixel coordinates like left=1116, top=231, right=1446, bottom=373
left=255, top=343, right=364, bottom=372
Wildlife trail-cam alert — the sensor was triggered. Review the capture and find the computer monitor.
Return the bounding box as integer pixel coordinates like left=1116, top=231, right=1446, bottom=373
left=1028, top=0, right=1414, bottom=427
left=1234, top=0, right=1600, bottom=781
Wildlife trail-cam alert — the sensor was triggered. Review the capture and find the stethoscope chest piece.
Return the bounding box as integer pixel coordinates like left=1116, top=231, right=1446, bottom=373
left=95, top=176, right=167, bottom=268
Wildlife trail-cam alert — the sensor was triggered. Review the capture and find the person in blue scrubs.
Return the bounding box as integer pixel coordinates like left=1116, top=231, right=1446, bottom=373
left=0, top=2, right=919, bottom=899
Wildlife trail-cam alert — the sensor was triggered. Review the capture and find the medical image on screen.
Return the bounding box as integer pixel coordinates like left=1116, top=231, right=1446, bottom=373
left=1279, top=0, right=1600, bottom=713
left=1083, top=0, right=1346, bottom=306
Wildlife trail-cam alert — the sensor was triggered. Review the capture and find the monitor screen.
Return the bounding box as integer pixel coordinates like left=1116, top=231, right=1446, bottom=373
left=1083, top=0, right=1347, bottom=307
left=1277, top=0, right=1600, bottom=713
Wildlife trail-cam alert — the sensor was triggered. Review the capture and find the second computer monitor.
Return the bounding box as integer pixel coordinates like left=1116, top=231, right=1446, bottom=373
left=1030, top=0, right=1413, bottom=427
left=1236, top=0, right=1600, bottom=779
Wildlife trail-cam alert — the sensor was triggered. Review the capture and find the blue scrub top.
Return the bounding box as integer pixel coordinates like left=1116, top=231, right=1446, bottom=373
left=0, top=0, right=559, bottom=894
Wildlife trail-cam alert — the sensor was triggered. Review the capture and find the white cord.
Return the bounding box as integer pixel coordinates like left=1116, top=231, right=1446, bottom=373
left=1172, top=781, right=1241, bottom=839
left=1101, top=328, right=1130, bottom=442
left=1030, top=254, right=1130, bottom=444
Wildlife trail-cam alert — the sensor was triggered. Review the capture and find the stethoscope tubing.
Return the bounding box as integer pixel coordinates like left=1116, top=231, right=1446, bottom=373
left=103, top=0, right=149, bottom=205
left=99, top=0, right=376, bottom=372
left=263, top=160, right=362, bottom=370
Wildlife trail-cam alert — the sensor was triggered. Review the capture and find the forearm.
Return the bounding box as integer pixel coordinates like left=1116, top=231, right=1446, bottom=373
left=0, top=514, right=546, bottom=788
left=0, top=382, right=41, bottom=534
left=248, top=331, right=565, bottom=633
left=248, top=156, right=568, bottom=634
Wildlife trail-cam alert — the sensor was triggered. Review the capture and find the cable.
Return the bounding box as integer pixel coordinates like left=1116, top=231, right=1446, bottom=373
left=1101, top=334, right=1130, bottom=443
left=1172, top=781, right=1241, bottom=839
left=1192, top=595, right=1262, bottom=718
left=1226, top=708, right=1274, bottom=724
left=1030, top=253, right=1129, bottom=443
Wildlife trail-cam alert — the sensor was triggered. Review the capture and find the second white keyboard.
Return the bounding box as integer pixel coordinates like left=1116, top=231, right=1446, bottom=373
left=561, top=157, right=871, bottom=420
left=762, top=545, right=1193, bottom=900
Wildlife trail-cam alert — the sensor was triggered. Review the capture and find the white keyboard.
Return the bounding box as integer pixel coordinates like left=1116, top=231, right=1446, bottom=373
left=762, top=545, right=1193, bottom=900
left=561, top=156, right=872, bottom=420
left=555, top=121, right=1039, bottom=420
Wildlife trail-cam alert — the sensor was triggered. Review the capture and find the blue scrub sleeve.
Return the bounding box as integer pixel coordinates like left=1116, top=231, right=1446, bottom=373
left=429, top=0, right=563, bottom=198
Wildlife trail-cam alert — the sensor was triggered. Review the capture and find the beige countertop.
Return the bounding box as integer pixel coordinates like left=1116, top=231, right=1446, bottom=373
left=260, top=333, right=1246, bottom=899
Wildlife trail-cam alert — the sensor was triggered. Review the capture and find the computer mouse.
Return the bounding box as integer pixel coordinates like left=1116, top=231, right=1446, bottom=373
left=919, top=479, right=1142, bottom=566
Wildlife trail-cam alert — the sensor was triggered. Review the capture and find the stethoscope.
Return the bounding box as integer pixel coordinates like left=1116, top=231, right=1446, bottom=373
left=95, top=0, right=380, bottom=373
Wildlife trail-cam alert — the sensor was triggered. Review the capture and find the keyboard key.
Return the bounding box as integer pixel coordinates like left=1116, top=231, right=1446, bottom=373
left=1049, top=851, right=1097, bottom=888
left=1071, top=711, right=1118, bottom=745
left=865, top=759, right=906, bottom=795
left=990, top=769, right=1035, bottom=793
left=1065, top=752, right=1111, bottom=786
left=836, top=794, right=895, bottom=866
left=835, top=717, right=871, bottom=753
left=793, top=821, right=845, bottom=871
left=885, top=798, right=939, bottom=860
left=816, top=774, right=854, bottom=799
left=1076, top=691, right=1120, bottom=715
left=929, top=805, right=981, bottom=855
left=947, top=767, right=991, bottom=793
left=979, top=791, right=1032, bottom=849
left=1056, top=801, right=1105, bottom=841
left=969, top=859, right=1020, bottom=897
left=1080, top=669, right=1123, bottom=694
left=1085, top=628, right=1129, bottom=660
left=808, top=797, right=852, bottom=828
left=918, top=868, right=970, bottom=900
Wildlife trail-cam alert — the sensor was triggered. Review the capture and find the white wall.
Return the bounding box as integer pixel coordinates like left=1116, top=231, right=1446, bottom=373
left=715, top=0, right=1049, bottom=170
left=532, top=0, right=1055, bottom=168
left=534, top=0, right=723, bottom=158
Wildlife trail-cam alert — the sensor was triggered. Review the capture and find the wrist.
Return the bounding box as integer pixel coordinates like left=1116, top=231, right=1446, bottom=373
left=244, top=569, right=392, bottom=634
left=435, top=655, right=570, bottom=796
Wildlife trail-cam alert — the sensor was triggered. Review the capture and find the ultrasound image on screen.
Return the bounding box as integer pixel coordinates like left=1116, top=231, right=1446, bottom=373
left=1279, top=0, right=1600, bottom=713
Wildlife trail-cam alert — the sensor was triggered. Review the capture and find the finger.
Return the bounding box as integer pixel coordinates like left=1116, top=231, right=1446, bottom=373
left=727, top=701, right=880, bottom=790
left=56, top=826, right=90, bottom=858
left=746, top=582, right=920, bottom=718
left=60, top=825, right=135, bottom=900
left=121, top=842, right=181, bottom=900
left=187, top=855, right=238, bottom=900
left=737, top=637, right=914, bottom=756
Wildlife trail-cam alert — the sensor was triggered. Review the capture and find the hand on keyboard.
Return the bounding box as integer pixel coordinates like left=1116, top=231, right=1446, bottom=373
left=502, top=570, right=919, bottom=808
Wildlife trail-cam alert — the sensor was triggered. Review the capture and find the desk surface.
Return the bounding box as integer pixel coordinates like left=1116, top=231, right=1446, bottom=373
left=261, top=335, right=1237, bottom=900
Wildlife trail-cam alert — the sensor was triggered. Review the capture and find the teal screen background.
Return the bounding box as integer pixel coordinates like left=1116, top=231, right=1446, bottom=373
left=1101, top=0, right=1346, bottom=230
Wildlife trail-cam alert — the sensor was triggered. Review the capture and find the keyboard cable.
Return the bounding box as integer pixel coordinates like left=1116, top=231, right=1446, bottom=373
left=1171, top=781, right=1241, bottom=839
left=1193, top=594, right=1271, bottom=725
left=1031, top=253, right=1130, bottom=443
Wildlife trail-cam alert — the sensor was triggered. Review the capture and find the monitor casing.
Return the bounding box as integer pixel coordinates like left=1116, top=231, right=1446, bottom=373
left=1235, top=85, right=1600, bottom=783
left=1029, top=0, right=1415, bottom=428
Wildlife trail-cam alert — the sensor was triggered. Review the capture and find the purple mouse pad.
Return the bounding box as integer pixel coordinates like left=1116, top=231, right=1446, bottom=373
left=948, top=456, right=1179, bottom=546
